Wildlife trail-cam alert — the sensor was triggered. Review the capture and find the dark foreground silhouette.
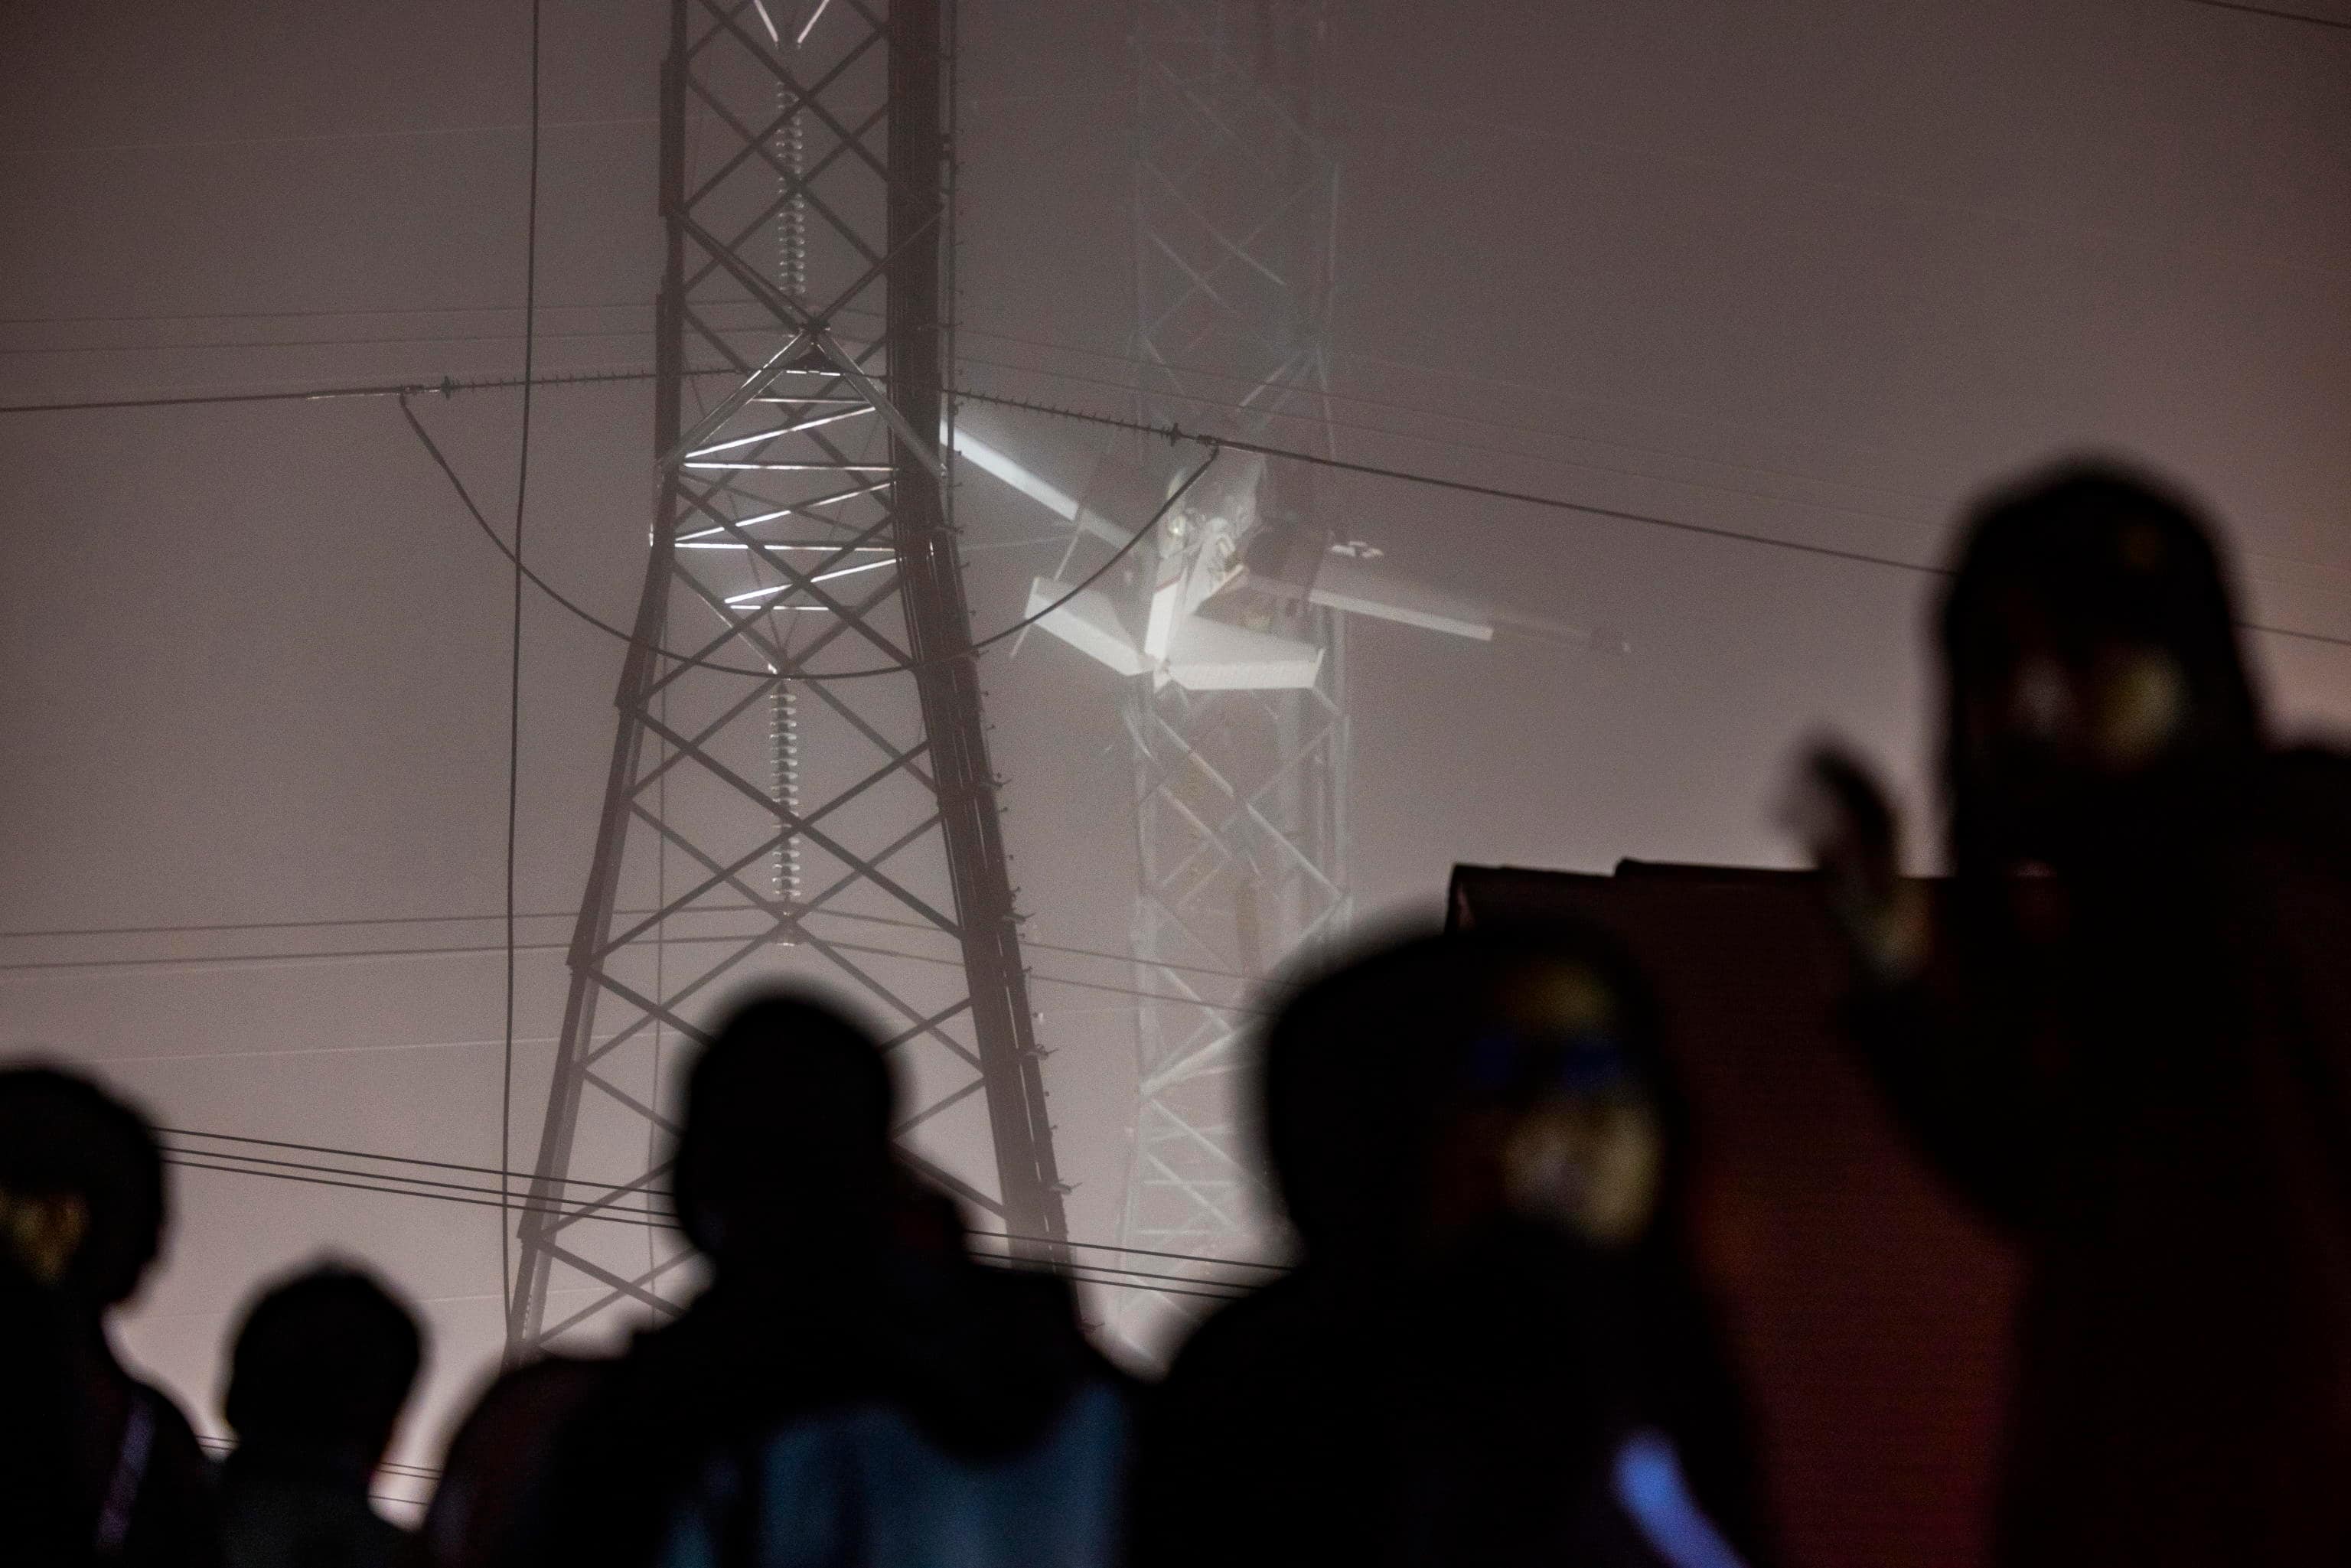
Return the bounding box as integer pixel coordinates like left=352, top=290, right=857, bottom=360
left=1130, top=927, right=1773, bottom=1568
left=11, top=460, right=2351, bottom=1567
left=218, top=1264, right=426, bottom=1568
left=1796, top=465, right=2351, bottom=1566
left=0, top=1067, right=220, bottom=1568
left=429, top=994, right=1127, bottom=1568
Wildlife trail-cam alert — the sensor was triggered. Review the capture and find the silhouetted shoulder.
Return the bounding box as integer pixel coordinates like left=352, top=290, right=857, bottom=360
left=1134, top=1272, right=1387, bottom=1567
left=129, top=1378, right=225, bottom=1568
left=426, top=1355, right=611, bottom=1568
left=2263, top=747, right=2351, bottom=846
left=879, top=1257, right=1123, bottom=1462
left=0, top=1257, right=77, bottom=1562
left=1143, top=1270, right=1375, bottom=1454
left=1171, top=1268, right=1339, bottom=1368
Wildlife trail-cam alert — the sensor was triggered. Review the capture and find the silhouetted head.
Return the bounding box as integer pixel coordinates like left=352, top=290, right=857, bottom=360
left=1260, top=927, right=1681, bottom=1264
left=1939, top=462, right=2262, bottom=868
left=0, top=1065, right=166, bottom=1312
left=671, top=993, right=898, bottom=1270
left=225, top=1264, right=422, bottom=1469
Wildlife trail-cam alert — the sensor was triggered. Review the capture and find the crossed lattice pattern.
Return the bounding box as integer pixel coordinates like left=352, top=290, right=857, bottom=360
left=510, top=0, right=1064, bottom=1354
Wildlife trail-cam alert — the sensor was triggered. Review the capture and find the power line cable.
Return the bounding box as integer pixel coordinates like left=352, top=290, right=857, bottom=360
left=0, top=911, right=582, bottom=939
left=0, top=325, right=682, bottom=357
left=0, top=935, right=1272, bottom=1009
left=0, top=360, right=697, bottom=416
left=2180, top=0, right=2351, bottom=28
left=0, top=288, right=2281, bottom=543
left=975, top=389, right=1945, bottom=577
left=955, top=347, right=1949, bottom=537
left=50, top=314, right=2351, bottom=596
left=0, top=380, right=468, bottom=415
left=161, top=1143, right=1262, bottom=1295
left=7, top=87, right=1114, bottom=161
left=951, top=386, right=2351, bottom=654
left=0, top=924, right=1270, bottom=1017
left=403, top=393, right=1218, bottom=676
left=498, top=0, right=546, bottom=1338
left=9, top=114, right=658, bottom=158
left=168, top=1161, right=1279, bottom=1279
left=154, top=1150, right=1260, bottom=1299
left=162, top=1126, right=640, bottom=1189
left=9, top=337, right=2343, bottom=605
left=0, top=901, right=1284, bottom=990
left=13, top=365, right=2349, bottom=650
left=0, top=306, right=1958, bottom=523
left=158, top=1126, right=1284, bottom=1273
left=191, top=1432, right=440, bottom=1499
left=0, top=302, right=648, bottom=327
left=165, top=1124, right=1283, bottom=1273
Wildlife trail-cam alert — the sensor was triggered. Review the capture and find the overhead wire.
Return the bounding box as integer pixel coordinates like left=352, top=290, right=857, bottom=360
left=193, top=1431, right=442, bottom=1485
left=12, top=115, right=659, bottom=159
left=161, top=1125, right=633, bottom=1188
left=0, top=303, right=1958, bottom=521
left=952, top=343, right=1952, bottom=533
left=0, top=362, right=661, bottom=415
left=148, top=1156, right=1253, bottom=1306
left=52, top=310, right=2351, bottom=598
left=26, top=301, right=2351, bottom=607
left=156, top=1126, right=1283, bottom=1280
left=494, top=0, right=546, bottom=1344
left=400, top=393, right=1223, bottom=678
left=154, top=1141, right=1267, bottom=1300
left=973, top=390, right=1944, bottom=579
left=0, top=902, right=1286, bottom=991
left=948, top=386, right=2351, bottom=654
left=2179, top=0, right=2351, bottom=28
left=0, top=324, right=690, bottom=357
left=427, top=380, right=2351, bottom=654
left=0, top=302, right=645, bottom=327
left=193, top=1433, right=437, bottom=1509
left=160, top=1126, right=1284, bottom=1270
left=4, top=85, right=1114, bottom=162
left=17, top=331, right=2351, bottom=621
left=13, top=362, right=2351, bottom=651
left=0, top=925, right=1272, bottom=1015
left=0, top=293, right=2291, bottom=545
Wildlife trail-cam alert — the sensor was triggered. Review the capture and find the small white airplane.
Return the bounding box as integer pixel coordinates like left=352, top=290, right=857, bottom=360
left=951, top=406, right=1624, bottom=693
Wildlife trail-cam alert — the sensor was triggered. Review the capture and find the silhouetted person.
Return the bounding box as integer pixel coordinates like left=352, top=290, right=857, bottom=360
left=422, top=1355, right=604, bottom=1568
left=217, top=1264, right=425, bottom=1568
left=438, top=993, right=1125, bottom=1568
left=1793, top=463, right=2351, bottom=1566
left=1131, top=929, right=1771, bottom=1568
left=0, top=1065, right=220, bottom=1568
left=0, top=1180, right=86, bottom=1568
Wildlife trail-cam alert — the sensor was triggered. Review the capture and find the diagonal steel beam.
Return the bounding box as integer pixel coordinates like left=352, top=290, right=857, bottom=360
left=512, top=0, right=1068, bottom=1354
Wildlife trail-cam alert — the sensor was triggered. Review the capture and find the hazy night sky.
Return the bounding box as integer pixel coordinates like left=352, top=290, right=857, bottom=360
left=4, top=0, right=2349, bottom=1503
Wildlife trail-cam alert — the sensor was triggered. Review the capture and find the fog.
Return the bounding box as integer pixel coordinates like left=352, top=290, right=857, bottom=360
left=4, top=0, right=2348, bottom=1512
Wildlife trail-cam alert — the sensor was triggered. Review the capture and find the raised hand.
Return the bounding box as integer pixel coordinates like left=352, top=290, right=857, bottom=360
left=1782, top=741, right=1926, bottom=983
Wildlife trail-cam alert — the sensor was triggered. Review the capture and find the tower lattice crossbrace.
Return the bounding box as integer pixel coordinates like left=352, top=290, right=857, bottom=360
left=508, top=0, right=1068, bottom=1353
left=1114, top=0, right=1349, bottom=1349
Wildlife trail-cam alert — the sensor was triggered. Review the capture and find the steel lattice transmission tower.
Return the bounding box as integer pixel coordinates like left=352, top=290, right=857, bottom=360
left=508, top=0, right=1068, bottom=1352
left=1114, top=0, right=1349, bottom=1345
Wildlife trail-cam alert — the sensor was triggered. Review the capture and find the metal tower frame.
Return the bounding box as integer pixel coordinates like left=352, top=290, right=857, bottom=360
left=1114, top=0, right=1349, bottom=1345
left=509, top=0, right=1067, bottom=1353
